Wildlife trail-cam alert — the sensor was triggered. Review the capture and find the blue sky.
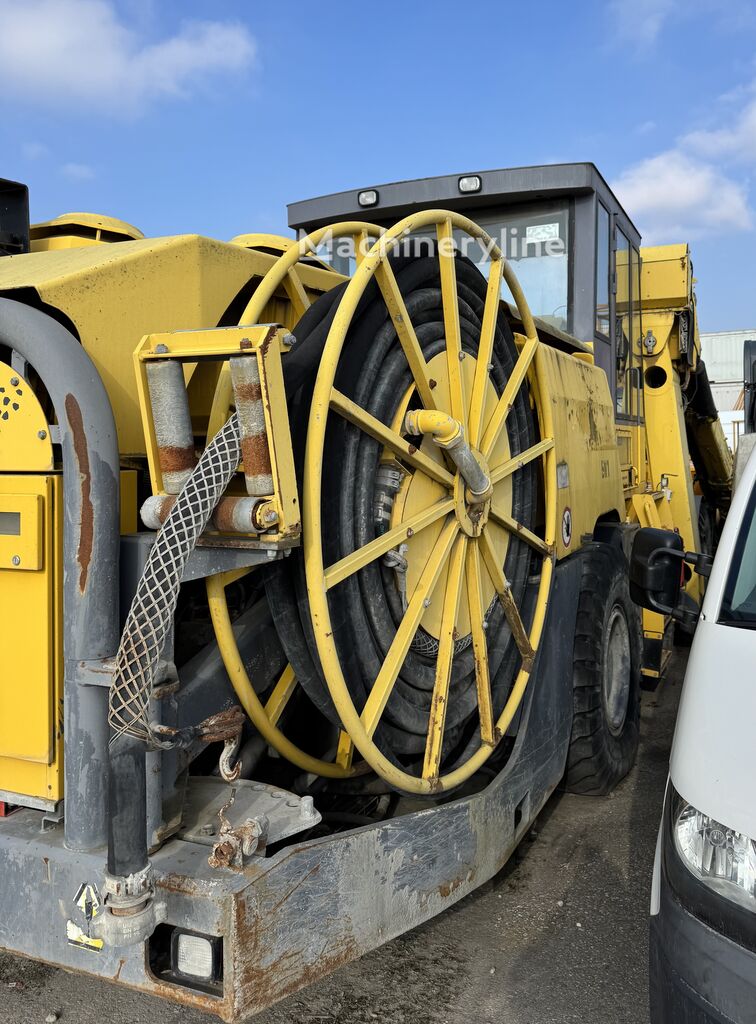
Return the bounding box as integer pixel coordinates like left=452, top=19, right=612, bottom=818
left=0, top=0, right=754, bottom=332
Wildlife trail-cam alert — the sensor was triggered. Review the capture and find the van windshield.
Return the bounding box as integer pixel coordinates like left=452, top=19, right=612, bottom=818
left=719, top=486, right=756, bottom=628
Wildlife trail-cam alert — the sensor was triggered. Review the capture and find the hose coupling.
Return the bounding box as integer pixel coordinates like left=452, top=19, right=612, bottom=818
left=93, top=868, right=166, bottom=948
left=404, top=410, right=493, bottom=502
left=404, top=410, right=462, bottom=449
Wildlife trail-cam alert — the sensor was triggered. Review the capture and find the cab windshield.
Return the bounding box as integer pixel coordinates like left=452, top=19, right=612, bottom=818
left=471, top=202, right=570, bottom=333
left=719, top=486, right=756, bottom=628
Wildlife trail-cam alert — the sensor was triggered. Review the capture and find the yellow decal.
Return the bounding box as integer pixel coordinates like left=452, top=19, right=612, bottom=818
left=66, top=920, right=104, bottom=952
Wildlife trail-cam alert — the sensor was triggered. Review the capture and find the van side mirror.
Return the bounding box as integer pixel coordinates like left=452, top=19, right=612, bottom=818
left=629, top=527, right=713, bottom=626
left=629, top=528, right=684, bottom=615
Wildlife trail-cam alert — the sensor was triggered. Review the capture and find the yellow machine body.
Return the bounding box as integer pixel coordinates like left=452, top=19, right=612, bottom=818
left=0, top=236, right=333, bottom=806
left=0, top=234, right=339, bottom=456
left=0, top=359, right=62, bottom=806
left=631, top=244, right=733, bottom=674
left=30, top=212, right=145, bottom=251
left=0, top=174, right=735, bottom=1020
left=0, top=212, right=729, bottom=807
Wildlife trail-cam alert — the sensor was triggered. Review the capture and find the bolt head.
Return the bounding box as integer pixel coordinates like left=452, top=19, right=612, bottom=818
left=458, top=351, right=466, bottom=361
left=37, top=429, right=47, bottom=440
left=11, top=556, right=20, bottom=566
left=10, top=377, right=19, bottom=387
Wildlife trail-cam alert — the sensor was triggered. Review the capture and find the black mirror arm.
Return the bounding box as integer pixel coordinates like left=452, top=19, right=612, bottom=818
left=684, top=550, right=713, bottom=579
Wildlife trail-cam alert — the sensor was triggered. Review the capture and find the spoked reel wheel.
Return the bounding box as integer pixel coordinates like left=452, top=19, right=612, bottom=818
left=302, top=211, right=557, bottom=793
left=207, top=567, right=360, bottom=778
left=206, top=223, right=384, bottom=780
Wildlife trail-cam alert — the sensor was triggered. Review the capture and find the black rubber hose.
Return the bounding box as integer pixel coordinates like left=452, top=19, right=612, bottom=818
left=264, top=254, right=538, bottom=771
left=107, top=735, right=148, bottom=878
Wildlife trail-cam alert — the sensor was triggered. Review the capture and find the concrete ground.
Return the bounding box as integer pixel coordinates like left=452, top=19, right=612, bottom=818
left=0, top=656, right=683, bottom=1024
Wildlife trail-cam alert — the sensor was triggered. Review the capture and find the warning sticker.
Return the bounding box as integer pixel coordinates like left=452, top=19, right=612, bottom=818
left=73, top=882, right=101, bottom=922
left=66, top=920, right=104, bottom=952
left=67, top=882, right=103, bottom=952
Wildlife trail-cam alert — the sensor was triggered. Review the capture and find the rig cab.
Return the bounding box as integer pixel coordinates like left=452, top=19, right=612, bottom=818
left=290, top=163, right=733, bottom=677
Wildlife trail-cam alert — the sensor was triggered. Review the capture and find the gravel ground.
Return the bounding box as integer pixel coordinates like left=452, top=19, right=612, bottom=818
left=0, top=655, right=684, bottom=1024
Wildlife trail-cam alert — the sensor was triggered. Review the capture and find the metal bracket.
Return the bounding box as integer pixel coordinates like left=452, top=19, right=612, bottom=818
left=76, top=657, right=117, bottom=689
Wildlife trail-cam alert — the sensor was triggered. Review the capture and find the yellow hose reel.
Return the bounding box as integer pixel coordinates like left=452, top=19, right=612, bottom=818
left=208, top=212, right=556, bottom=794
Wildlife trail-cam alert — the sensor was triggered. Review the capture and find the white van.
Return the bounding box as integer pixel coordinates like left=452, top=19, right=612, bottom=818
left=630, top=445, right=756, bottom=1023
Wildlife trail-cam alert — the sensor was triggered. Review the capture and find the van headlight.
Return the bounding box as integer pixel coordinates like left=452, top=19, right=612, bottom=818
left=674, top=798, right=756, bottom=911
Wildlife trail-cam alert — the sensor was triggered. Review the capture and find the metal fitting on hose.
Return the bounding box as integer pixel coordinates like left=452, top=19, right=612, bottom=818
left=404, top=410, right=492, bottom=502
left=404, top=409, right=462, bottom=449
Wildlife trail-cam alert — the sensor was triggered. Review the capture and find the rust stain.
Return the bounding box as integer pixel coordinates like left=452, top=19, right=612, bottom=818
left=147, top=494, right=177, bottom=525
left=258, top=325, right=277, bottom=358
left=438, top=876, right=464, bottom=899
left=113, top=958, right=126, bottom=982
left=496, top=583, right=534, bottom=664
left=234, top=894, right=359, bottom=1015
left=158, top=443, right=197, bottom=474
left=234, top=380, right=263, bottom=403
left=214, top=497, right=245, bottom=533
left=65, top=393, right=93, bottom=593
left=241, top=434, right=272, bottom=478
left=197, top=705, right=246, bottom=745
left=0, top=943, right=230, bottom=1020
left=156, top=873, right=211, bottom=898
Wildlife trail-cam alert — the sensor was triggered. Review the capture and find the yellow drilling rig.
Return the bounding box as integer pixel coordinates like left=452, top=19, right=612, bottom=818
left=0, top=164, right=731, bottom=1019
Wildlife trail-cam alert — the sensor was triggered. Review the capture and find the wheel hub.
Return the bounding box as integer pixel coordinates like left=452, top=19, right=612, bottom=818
left=602, top=605, right=632, bottom=736
left=454, top=450, right=491, bottom=538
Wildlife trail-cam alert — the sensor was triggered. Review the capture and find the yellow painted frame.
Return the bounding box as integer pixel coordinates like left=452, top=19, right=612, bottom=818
left=134, top=324, right=301, bottom=541
left=302, top=210, right=557, bottom=794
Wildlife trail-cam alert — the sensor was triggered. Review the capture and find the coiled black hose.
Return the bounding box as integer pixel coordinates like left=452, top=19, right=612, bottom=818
left=265, top=255, right=538, bottom=770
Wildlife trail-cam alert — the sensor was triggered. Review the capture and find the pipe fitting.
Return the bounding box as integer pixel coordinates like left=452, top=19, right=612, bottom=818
left=141, top=494, right=278, bottom=534
left=404, top=409, right=462, bottom=449
left=404, top=410, right=492, bottom=502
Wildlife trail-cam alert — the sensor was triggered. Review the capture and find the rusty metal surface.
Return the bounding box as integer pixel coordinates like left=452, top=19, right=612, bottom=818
left=0, top=298, right=120, bottom=853
left=0, top=557, right=581, bottom=1022
left=64, top=393, right=94, bottom=593
left=229, top=353, right=274, bottom=496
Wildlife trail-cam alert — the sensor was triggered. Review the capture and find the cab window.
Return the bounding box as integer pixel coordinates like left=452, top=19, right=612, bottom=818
left=471, top=203, right=570, bottom=333
left=595, top=203, right=610, bottom=338
left=720, top=487, right=756, bottom=628
left=615, top=228, right=641, bottom=419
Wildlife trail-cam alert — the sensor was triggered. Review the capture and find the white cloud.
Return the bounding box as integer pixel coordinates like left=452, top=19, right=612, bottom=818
left=613, top=62, right=756, bottom=243
left=635, top=120, right=656, bottom=136
left=61, top=162, right=96, bottom=181
left=682, top=96, right=756, bottom=163
left=608, top=0, right=678, bottom=48
left=612, top=150, right=752, bottom=242
left=0, top=0, right=257, bottom=115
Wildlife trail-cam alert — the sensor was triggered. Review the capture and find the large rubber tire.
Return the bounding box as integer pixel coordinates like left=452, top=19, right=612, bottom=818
left=565, top=543, right=641, bottom=796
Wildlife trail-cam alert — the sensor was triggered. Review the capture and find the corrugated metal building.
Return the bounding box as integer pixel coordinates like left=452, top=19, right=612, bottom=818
left=700, top=329, right=755, bottom=408
left=700, top=328, right=756, bottom=450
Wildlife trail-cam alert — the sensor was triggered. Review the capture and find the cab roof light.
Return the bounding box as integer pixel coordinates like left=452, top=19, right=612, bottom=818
left=458, top=175, right=482, bottom=194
